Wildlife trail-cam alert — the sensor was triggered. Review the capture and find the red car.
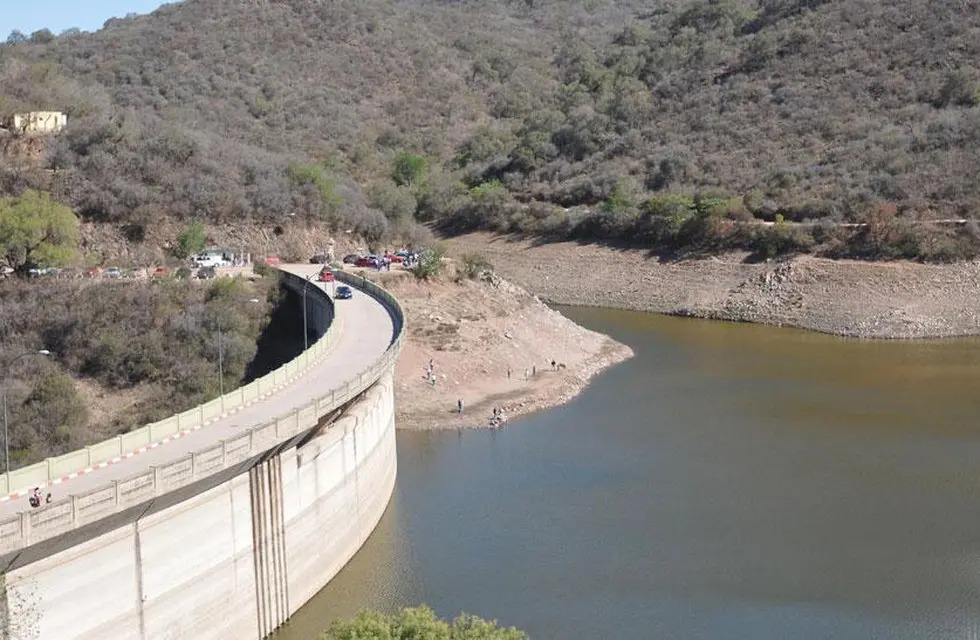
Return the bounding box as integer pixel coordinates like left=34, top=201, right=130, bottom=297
left=384, top=253, right=405, bottom=263
left=152, top=266, right=169, bottom=278
left=355, top=256, right=379, bottom=268
left=318, top=268, right=334, bottom=282
left=264, top=256, right=281, bottom=266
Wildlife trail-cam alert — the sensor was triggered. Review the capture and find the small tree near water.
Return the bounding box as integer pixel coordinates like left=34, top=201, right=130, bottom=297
left=321, top=606, right=527, bottom=640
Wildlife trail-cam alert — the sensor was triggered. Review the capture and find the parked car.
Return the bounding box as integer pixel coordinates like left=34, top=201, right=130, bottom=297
left=335, top=285, right=353, bottom=299
left=84, top=267, right=102, bottom=278
left=342, top=253, right=361, bottom=264
left=197, top=266, right=217, bottom=279
left=318, top=267, right=335, bottom=282
left=194, top=253, right=230, bottom=268
left=104, top=267, right=123, bottom=279
left=263, top=256, right=281, bottom=266
left=29, top=266, right=62, bottom=277
left=355, top=256, right=379, bottom=268
left=152, top=266, right=169, bottom=278
left=385, top=253, right=405, bottom=263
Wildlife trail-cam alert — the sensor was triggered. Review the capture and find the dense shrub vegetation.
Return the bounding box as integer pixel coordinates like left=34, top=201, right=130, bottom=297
left=0, top=0, right=978, bottom=262
left=0, top=274, right=278, bottom=466
left=322, top=606, right=526, bottom=640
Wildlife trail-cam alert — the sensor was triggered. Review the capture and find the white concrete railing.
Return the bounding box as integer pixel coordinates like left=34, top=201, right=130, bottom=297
left=0, top=270, right=405, bottom=555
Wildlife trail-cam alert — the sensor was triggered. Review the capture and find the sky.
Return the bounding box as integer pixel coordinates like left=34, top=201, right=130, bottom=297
left=1, top=1, right=177, bottom=39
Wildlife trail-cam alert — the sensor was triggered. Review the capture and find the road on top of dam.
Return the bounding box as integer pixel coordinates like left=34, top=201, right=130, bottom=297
left=0, top=264, right=395, bottom=520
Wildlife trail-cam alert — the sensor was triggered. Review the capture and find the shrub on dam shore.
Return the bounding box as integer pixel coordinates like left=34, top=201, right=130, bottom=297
left=322, top=605, right=527, bottom=640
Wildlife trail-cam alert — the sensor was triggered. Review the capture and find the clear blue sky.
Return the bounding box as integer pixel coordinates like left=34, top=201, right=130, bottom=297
left=1, top=1, right=178, bottom=38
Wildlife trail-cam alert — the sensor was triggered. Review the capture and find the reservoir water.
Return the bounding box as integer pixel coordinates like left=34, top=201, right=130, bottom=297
left=278, top=307, right=980, bottom=639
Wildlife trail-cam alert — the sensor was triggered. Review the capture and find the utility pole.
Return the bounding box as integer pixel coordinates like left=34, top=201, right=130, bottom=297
left=303, top=273, right=315, bottom=351
left=217, top=320, right=224, bottom=398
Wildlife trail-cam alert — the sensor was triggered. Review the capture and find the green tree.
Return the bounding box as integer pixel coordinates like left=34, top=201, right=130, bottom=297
left=173, top=221, right=207, bottom=259
left=287, top=162, right=344, bottom=217
left=412, top=244, right=447, bottom=280
left=393, top=152, right=428, bottom=187
left=322, top=606, right=527, bottom=640
left=0, top=190, right=79, bottom=274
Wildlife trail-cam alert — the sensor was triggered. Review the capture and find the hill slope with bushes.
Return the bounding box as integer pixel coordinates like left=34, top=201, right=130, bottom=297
left=1, top=0, right=978, bottom=259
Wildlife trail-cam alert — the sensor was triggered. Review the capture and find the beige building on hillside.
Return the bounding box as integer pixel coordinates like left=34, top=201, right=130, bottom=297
left=3, top=111, right=68, bottom=134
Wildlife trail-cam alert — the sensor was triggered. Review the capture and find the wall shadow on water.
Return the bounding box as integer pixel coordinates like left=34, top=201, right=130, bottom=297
left=243, top=285, right=306, bottom=383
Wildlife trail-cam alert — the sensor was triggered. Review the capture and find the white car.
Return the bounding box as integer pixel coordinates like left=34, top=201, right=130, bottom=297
left=194, top=254, right=230, bottom=268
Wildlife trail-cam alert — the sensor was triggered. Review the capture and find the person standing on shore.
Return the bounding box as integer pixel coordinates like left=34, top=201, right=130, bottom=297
left=507, top=367, right=512, bottom=380
left=458, top=398, right=464, bottom=413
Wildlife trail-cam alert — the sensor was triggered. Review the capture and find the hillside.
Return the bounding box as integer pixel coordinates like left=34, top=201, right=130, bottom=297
left=0, top=0, right=637, bottom=242
left=0, top=0, right=978, bottom=262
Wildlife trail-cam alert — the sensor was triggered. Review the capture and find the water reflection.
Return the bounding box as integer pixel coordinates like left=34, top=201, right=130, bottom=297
left=279, top=309, right=980, bottom=639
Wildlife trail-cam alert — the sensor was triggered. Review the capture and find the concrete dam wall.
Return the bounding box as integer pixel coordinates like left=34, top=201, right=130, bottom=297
left=0, top=269, right=404, bottom=639
left=1, top=377, right=396, bottom=640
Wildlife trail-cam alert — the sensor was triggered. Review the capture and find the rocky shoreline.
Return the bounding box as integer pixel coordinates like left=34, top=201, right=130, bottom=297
left=443, top=232, right=980, bottom=340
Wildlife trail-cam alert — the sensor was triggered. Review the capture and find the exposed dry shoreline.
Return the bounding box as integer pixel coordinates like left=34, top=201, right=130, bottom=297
left=357, top=270, right=632, bottom=431
left=443, top=232, right=980, bottom=340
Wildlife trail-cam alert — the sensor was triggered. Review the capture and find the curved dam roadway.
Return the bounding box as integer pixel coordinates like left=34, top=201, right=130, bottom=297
left=0, top=264, right=395, bottom=522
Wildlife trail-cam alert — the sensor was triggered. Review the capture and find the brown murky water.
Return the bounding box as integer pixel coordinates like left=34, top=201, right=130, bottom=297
left=276, top=308, right=980, bottom=639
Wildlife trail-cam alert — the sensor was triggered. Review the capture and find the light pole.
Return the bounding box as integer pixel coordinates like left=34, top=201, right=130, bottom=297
left=303, top=273, right=316, bottom=351
left=217, top=319, right=224, bottom=398
left=2, top=349, right=51, bottom=475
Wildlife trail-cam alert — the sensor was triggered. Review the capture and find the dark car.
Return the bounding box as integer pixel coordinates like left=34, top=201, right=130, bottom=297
left=197, top=266, right=217, bottom=279
left=335, top=285, right=353, bottom=299
left=318, top=267, right=335, bottom=282
left=342, top=254, right=360, bottom=264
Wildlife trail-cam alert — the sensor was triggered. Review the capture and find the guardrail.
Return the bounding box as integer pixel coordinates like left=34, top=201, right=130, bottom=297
left=0, top=270, right=405, bottom=554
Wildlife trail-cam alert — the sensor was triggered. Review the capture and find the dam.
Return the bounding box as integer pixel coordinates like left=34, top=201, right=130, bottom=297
left=0, top=266, right=404, bottom=639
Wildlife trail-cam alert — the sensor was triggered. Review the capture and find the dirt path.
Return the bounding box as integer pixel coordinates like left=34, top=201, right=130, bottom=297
left=443, top=232, right=980, bottom=339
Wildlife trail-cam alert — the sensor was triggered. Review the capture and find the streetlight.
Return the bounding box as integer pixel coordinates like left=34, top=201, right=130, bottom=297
left=303, top=273, right=316, bottom=351
left=217, top=319, right=224, bottom=398
left=2, top=349, right=51, bottom=474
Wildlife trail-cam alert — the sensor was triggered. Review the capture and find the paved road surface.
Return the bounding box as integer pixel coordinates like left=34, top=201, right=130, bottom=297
left=0, top=265, right=394, bottom=519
